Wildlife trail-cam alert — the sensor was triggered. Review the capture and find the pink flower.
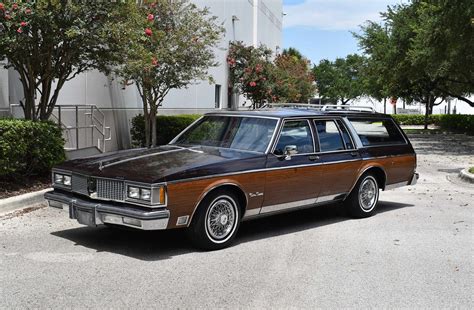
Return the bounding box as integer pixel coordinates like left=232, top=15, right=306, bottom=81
left=249, top=81, right=257, bottom=87
left=25, top=8, right=31, bottom=14
left=152, top=57, right=158, bottom=66
left=20, top=21, right=27, bottom=27
left=16, top=27, right=22, bottom=33
left=12, top=3, right=18, bottom=10
left=145, top=28, right=152, bottom=36
left=147, top=14, right=154, bottom=21
left=0, top=3, right=4, bottom=11
left=5, top=14, right=10, bottom=20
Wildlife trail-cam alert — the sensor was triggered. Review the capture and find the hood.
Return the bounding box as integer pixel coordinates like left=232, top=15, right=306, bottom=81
left=56, top=145, right=266, bottom=183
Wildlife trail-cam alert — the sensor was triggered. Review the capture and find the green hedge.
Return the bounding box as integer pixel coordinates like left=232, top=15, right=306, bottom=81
left=437, top=115, right=474, bottom=134
left=0, top=119, right=65, bottom=180
left=391, top=114, right=442, bottom=125
left=392, top=114, right=474, bottom=134
left=131, top=114, right=201, bottom=147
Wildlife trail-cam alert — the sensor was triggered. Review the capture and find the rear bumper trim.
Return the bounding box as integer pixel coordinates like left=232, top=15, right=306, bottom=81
left=45, top=190, right=169, bottom=230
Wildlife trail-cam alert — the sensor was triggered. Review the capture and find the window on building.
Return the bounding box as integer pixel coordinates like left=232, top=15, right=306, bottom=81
left=215, top=84, right=221, bottom=109
left=349, top=118, right=406, bottom=146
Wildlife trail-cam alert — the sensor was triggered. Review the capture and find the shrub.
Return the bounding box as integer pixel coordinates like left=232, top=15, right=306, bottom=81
left=0, top=119, right=65, bottom=180
left=391, top=114, right=473, bottom=135
left=437, top=115, right=474, bottom=135
left=131, top=114, right=201, bottom=147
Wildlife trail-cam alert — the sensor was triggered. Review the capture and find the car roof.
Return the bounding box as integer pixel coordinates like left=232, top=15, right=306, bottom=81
left=205, top=108, right=389, bottom=119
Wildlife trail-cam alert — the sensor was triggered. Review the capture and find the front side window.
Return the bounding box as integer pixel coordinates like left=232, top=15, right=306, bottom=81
left=315, top=120, right=345, bottom=152
left=349, top=118, right=406, bottom=146
left=274, top=120, right=314, bottom=155
left=173, top=116, right=278, bottom=153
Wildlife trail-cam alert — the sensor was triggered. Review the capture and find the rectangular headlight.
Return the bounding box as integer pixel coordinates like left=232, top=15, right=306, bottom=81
left=140, top=189, right=151, bottom=200
left=128, top=186, right=140, bottom=199
left=53, top=172, right=71, bottom=188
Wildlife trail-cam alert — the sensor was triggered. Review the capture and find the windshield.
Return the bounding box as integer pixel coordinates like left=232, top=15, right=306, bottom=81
left=172, top=115, right=278, bottom=153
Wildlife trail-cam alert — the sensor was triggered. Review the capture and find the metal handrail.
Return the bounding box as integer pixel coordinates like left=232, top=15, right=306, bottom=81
left=9, top=103, right=111, bottom=152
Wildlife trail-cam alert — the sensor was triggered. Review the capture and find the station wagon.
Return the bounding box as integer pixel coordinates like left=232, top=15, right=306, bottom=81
left=45, top=105, right=419, bottom=250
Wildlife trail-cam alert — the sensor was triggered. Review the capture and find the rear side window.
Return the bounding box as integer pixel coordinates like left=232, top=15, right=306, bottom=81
left=349, top=118, right=406, bottom=146
left=314, top=120, right=345, bottom=152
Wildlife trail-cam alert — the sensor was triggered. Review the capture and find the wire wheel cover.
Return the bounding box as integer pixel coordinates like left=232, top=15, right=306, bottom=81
left=206, top=198, right=236, bottom=241
left=359, top=177, right=378, bottom=211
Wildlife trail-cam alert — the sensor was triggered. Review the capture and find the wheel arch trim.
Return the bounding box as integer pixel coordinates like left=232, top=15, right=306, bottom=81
left=345, top=164, right=387, bottom=200
left=187, top=180, right=248, bottom=227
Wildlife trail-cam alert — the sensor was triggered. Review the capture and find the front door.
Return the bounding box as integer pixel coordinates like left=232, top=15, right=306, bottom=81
left=261, top=119, right=323, bottom=214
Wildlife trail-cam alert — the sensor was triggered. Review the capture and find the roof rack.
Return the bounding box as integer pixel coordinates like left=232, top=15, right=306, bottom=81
left=262, top=103, right=376, bottom=113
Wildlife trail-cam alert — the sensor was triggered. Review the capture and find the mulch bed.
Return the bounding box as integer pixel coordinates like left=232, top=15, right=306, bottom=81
left=0, top=175, right=51, bottom=200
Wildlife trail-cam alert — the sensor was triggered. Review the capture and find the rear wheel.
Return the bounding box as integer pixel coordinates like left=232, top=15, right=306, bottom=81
left=187, top=190, right=241, bottom=250
left=344, top=173, right=379, bottom=218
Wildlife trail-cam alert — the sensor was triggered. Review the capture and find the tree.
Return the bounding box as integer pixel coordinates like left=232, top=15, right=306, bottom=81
left=227, top=41, right=275, bottom=109
left=355, top=0, right=474, bottom=128
left=0, top=0, right=132, bottom=121
left=312, top=54, right=366, bottom=105
left=273, top=50, right=316, bottom=103
left=116, top=1, right=224, bottom=147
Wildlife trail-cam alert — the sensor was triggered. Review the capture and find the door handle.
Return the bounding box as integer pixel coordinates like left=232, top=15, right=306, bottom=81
left=308, top=155, right=320, bottom=161
left=350, top=151, right=358, bottom=157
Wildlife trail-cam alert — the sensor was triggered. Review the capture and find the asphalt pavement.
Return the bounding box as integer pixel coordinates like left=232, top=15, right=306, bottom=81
left=1, top=133, right=472, bottom=308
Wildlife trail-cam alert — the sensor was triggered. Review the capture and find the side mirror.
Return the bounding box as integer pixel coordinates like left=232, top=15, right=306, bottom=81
left=284, top=145, right=297, bottom=160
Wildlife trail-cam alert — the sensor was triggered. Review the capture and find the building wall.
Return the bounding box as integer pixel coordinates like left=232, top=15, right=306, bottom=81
left=0, top=0, right=283, bottom=152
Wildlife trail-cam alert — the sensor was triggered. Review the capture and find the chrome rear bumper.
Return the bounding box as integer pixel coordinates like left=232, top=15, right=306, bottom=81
left=44, top=190, right=170, bottom=230
left=409, top=172, right=419, bottom=185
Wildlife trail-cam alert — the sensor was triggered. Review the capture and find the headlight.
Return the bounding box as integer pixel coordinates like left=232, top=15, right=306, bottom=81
left=126, top=185, right=166, bottom=205
left=128, top=186, right=140, bottom=199
left=140, top=189, right=151, bottom=200
left=53, top=172, right=71, bottom=188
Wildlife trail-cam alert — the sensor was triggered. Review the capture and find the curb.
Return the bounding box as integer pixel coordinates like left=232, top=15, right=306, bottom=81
left=0, top=188, right=51, bottom=215
left=459, top=169, right=474, bottom=184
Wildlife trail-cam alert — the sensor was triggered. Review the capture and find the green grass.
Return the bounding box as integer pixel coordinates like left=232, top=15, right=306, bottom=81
left=469, top=167, right=474, bottom=174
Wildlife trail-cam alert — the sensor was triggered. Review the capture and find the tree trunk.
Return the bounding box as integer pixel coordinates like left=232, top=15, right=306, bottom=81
left=383, top=98, right=386, bottom=114
left=150, top=108, right=157, bottom=147
left=423, top=95, right=433, bottom=130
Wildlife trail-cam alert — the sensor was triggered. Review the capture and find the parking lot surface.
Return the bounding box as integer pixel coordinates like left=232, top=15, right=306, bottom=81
left=1, top=133, right=473, bottom=308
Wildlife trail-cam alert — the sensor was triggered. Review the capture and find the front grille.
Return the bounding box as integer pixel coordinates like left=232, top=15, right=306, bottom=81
left=97, top=178, right=125, bottom=201
left=71, top=174, right=124, bottom=201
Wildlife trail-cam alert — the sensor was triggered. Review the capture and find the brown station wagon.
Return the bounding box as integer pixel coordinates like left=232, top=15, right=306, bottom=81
left=45, top=105, right=419, bottom=250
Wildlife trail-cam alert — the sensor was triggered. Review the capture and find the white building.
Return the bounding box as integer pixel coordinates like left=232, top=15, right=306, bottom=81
left=0, top=0, right=283, bottom=154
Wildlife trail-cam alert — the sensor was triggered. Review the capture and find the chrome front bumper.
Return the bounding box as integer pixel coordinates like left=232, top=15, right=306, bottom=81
left=44, top=190, right=170, bottom=230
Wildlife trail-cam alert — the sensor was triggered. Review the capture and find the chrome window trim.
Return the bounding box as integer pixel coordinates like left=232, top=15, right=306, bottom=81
left=270, top=118, right=316, bottom=155
left=335, top=119, right=357, bottom=150
left=169, top=114, right=280, bottom=155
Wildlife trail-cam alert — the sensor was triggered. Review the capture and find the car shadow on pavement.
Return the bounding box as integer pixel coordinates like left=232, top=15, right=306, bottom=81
left=51, top=200, right=413, bottom=261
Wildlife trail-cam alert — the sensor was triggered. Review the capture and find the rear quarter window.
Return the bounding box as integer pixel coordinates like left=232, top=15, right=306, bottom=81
left=349, top=118, right=406, bottom=146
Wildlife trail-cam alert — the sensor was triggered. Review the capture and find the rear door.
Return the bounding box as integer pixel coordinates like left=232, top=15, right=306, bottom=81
left=314, top=117, right=362, bottom=202
left=262, top=119, right=323, bottom=213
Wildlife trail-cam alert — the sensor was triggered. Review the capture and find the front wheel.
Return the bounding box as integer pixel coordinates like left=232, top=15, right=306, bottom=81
left=344, top=173, right=379, bottom=218
left=187, top=190, right=241, bottom=250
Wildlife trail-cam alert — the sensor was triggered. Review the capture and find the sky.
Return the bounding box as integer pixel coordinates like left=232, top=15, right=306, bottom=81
left=282, top=0, right=406, bottom=64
